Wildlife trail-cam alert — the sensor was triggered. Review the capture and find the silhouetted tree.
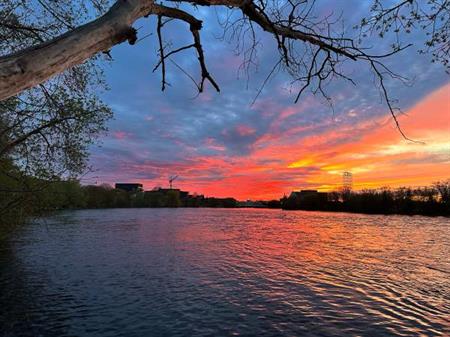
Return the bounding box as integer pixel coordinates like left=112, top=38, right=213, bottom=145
left=1, top=1, right=449, bottom=222
left=282, top=183, right=450, bottom=216
left=434, top=180, right=450, bottom=204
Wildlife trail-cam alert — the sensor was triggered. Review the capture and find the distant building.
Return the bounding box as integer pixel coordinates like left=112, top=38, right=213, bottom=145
left=144, top=188, right=207, bottom=207
left=115, top=183, right=143, bottom=192
left=145, top=188, right=190, bottom=201
left=284, top=190, right=328, bottom=210
left=151, top=188, right=188, bottom=197
left=289, top=190, right=328, bottom=203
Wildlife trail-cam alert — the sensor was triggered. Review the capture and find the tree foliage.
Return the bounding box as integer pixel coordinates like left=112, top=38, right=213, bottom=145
left=0, top=1, right=113, bottom=223
left=0, top=0, right=448, bottom=223
left=1, top=0, right=112, bottom=173
left=358, top=0, right=450, bottom=71
left=0, top=1, right=448, bottom=107
left=0, top=84, right=111, bottom=179
left=282, top=180, right=450, bottom=216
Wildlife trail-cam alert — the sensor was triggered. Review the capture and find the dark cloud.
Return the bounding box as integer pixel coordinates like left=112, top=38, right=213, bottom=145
left=86, top=1, right=449, bottom=192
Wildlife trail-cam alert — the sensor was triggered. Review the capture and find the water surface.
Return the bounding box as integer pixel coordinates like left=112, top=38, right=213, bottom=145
left=1, top=208, right=449, bottom=336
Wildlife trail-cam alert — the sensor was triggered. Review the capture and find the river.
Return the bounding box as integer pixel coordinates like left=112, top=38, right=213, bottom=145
left=0, top=208, right=449, bottom=336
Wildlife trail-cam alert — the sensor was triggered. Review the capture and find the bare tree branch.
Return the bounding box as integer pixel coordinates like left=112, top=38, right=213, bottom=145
left=0, top=0, right=447, bottom=141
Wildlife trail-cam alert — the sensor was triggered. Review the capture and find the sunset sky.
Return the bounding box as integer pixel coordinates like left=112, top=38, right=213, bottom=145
left=86, top=1, right=450, bottom=200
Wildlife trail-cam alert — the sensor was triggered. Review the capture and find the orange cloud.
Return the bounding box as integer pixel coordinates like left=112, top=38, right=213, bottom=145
left=129, top=84, right=449, bottom=200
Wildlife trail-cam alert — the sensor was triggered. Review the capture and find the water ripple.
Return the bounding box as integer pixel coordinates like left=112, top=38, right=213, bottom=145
left=0, top=208, right=449, bottom=336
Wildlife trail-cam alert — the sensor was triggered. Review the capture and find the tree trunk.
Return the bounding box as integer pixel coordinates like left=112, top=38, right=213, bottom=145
left=0, top=0, right=154, bottom=101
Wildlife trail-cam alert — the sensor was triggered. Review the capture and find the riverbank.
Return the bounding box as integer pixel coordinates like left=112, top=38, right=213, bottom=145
left=2, top=179, right=449, bottom=224
left=281, top=205, right=450, bottom=217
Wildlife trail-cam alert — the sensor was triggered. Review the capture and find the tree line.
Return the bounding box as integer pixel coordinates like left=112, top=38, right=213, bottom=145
left=2, top=163, right=448, bottom=229
left=282, top=182, right=450, bottom=216
left=0, top=171, right=239, bottom=227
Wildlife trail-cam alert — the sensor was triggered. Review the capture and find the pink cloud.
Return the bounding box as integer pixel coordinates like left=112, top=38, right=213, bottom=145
left=236, top=124, right=256, bottom=136
left=204, top=137, right=226, bottom=151
left=113, top=131, right=130, bottom=140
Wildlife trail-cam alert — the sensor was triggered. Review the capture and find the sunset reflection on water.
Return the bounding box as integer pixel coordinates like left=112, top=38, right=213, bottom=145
left=1, top=208, right=448, bottom=336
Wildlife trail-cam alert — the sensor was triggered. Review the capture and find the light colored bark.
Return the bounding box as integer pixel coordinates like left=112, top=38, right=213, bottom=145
left=0, top=0, right=155, bottom=101
left=0, top=0, right=373, bottom=102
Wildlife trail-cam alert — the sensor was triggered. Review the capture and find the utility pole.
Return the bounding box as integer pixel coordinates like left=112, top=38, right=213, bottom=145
left=343, top=172, right=353, bottom=191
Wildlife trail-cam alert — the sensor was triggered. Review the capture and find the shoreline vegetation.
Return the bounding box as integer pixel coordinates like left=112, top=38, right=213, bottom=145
left=281, top=185, right=450, bottom=217
left=1, top=178, right=448, bottom=227
left=1, top=0, right=449, bottom=234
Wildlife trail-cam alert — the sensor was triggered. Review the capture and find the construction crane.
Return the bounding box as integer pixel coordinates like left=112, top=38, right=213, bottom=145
left=169, top=175, right=178, bottom=189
